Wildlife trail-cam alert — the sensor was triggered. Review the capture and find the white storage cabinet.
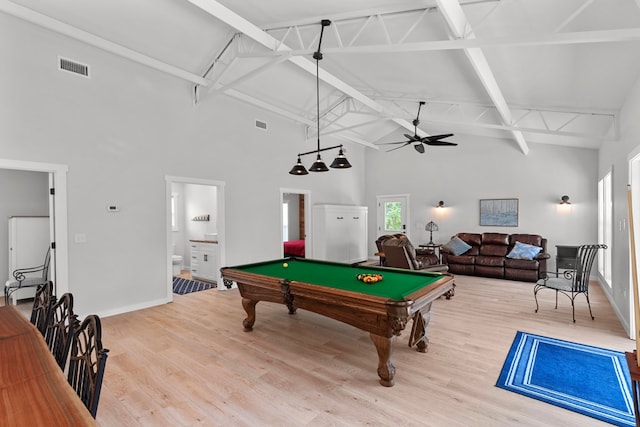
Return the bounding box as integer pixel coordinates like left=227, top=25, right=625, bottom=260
left=312, top=205, right=368, bottom=264
left=190, top=241, right=218, bottom=282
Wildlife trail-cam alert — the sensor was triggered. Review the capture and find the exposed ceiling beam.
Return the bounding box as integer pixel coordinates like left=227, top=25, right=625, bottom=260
left=242, top=28, right=640, bottom=57
left=0, top=0, right=209, bottom=86
left=435, top=0, right=529, bottom=155
left=187, top=0, right=425, bottom=144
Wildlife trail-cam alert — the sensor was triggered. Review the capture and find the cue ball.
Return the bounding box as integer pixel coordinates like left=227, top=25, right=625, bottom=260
left=283, top=263, right=288, bottom=268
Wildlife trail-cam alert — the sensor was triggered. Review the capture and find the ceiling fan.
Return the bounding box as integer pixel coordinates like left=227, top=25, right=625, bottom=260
left=379, top=101, right=457, bottom=153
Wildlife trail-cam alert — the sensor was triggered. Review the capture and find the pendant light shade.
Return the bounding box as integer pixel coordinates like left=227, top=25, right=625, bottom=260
left=330, top=147, right=351, bottom=169
left=309, top=154, right=329, bottom=172
left=289, top=156, right=309, bottom=175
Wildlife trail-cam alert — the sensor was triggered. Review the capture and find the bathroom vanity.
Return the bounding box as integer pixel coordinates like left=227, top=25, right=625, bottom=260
left=190, top=240, right=218, bottom=283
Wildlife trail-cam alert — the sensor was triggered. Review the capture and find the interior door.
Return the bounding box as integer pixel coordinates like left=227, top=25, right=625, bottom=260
left=376, top=195, right=410, bottom=238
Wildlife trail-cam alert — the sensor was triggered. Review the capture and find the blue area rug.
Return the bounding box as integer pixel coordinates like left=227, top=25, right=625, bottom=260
left=496, top=331, right=635, bottom=426
left=172, top=277, right=214, bottom=295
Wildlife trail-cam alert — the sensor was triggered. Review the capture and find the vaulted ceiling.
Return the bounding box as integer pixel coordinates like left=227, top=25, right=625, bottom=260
left=5, top=0, right=640, bottom=154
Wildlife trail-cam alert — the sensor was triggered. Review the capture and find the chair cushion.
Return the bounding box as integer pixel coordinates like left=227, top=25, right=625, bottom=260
left=537, top=277, right=573, bottom=292
left=443, top=236, right=472, bottom=256
left=507, top=241, right=542, bottom=260
left=5, top=277, right=48, bottom=289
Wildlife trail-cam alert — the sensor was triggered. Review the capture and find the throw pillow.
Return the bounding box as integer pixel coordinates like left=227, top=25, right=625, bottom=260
left=507, top=241, right=542, bottom=260
left=443, top=236, right=472, bottom=256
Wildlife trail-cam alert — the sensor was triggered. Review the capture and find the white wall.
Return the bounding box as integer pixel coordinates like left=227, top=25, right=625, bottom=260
left=0, top=170, right=49, bottom=281
left=365, top=135, right=598, bottom=271
left=1, top=14, right=365, bottom=317
left=599, top=71, right=640, bottom=334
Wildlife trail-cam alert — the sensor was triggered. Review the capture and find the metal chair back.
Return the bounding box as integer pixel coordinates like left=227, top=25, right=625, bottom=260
left=67, top=314, right=109, bottom=418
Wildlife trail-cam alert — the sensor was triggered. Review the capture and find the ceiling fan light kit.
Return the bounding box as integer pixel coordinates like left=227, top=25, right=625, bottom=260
left=289, top=19, right=351, bottom=176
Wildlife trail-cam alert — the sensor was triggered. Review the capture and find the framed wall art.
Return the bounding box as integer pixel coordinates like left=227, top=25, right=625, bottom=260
left=479, top=198, right=518, bottom=227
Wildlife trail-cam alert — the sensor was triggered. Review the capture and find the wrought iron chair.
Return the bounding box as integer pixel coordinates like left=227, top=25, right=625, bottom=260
left=67, top=314, right=109, bottom=418
left=44, top=293, right=75, bottom=371
left=5, top=247, right=51, bottom=305
left=30, top=281, right=55, bottom=336
left=534, top=244, right=607, bottom=322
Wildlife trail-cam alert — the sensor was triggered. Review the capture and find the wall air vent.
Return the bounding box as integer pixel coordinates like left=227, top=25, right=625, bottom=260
left=255, top=120, right=267, bottom=130
left=58, top=57, right=90, bottom=78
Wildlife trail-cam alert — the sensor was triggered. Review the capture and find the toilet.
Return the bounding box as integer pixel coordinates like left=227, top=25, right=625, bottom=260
left=172, top=255, right=183, bottom=276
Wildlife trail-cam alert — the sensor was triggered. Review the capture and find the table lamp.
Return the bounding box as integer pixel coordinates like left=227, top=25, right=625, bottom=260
left=425, top=221, right=438, bottom=245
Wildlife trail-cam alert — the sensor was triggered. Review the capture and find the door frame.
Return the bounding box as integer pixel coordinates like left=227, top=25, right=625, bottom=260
left=280, top=188, right=311, bottom=258
left=0, top=158, right=69, bottom=296
left=165, top=176, right=226, bottom=298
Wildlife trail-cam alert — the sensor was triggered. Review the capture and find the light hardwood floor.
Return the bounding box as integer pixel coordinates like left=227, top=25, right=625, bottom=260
left=94, top=275, right=631, bottom=426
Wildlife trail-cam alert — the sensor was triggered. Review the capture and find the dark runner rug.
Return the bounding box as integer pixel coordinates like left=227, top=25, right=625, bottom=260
left=172, top=276, right=214, bottom=295
left=496, top=331, right=635, bottom=426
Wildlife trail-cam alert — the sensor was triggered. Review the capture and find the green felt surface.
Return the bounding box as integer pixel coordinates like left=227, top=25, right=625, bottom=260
left=230, top=258, right=442, bottom=300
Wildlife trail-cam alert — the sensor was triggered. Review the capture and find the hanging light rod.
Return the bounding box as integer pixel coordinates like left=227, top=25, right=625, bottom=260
left=297, top=144, right=344, bottom=157
left=289, top=19, right=352, bottom=176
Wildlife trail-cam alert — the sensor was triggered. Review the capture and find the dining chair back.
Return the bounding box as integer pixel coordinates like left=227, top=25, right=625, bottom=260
left=44, top=293, right=75, bottom=371
left=30, top=281, right=55, bottom=336
left=67, top=314, right=109, bottom=418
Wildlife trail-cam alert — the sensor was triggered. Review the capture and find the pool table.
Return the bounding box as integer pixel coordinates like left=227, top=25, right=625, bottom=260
left=220, top=257, right=455, bottom=387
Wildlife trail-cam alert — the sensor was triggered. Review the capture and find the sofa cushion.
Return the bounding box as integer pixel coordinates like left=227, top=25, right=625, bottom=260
left=476, top=255, right=505, bottom=267
left=505, top=258, right=539, bottom=270
left=507, top=241, right=542, bottom=260
left=445, top=254, right=476, bottom=265
left=509, top=234, right=542, bottom=247
left=457, top=233, right=482, bottom=247
left=443, top=236, right=472, bottom=256
left=480, top=244, right=509, bottom=257
left=482, top=233, right=509, bottom=245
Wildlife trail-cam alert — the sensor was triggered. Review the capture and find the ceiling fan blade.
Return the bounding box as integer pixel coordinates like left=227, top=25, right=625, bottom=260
left=386, top=142, right=412, bottom=152
left=376, top=140, right=414, bottom=146
left=414, top=143, right=425, bottom=153
left=404, top=133, right=420, bottom=141
left=424, top=141, right=458, bottom=146
left=423, top=133, right=454, bottom=141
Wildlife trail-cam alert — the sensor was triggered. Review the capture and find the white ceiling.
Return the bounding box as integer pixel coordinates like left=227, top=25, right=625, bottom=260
left=4, top=0, right=640, bottom=153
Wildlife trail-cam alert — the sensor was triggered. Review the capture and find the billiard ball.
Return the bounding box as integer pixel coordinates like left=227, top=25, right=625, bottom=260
left=283, top=262, right=289, bottom=268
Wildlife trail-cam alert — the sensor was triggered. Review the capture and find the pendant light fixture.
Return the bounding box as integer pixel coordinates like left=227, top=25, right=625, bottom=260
left=289, top=19, right=351, bottom=175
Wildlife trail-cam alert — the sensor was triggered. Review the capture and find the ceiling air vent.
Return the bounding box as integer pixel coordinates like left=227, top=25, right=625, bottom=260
left=58, top=57, right=90, bottom=78
left=255, top=120, right=267, bottom=130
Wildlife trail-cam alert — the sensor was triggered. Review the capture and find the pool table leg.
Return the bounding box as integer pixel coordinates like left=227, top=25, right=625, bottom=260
left=241, top=298, right=257, bottom=331
left=370, top=333, right=396, bottom=387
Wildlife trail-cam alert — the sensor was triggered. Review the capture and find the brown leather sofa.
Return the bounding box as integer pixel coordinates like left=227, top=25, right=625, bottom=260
left=441, top=232, right=549, bottom=282
left=376, top=234, right=448, bottom=272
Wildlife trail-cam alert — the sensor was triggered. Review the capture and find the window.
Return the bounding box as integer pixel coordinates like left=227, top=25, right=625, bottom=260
left=384, top=202, right=402, bottom=231
left=598, top=170, right=612, bottom=285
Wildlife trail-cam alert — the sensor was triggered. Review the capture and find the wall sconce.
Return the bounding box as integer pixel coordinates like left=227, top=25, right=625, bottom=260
left=436, top=201, right=445, bottom=208
left=560, top=195, right=571, bottom=205
left=288, top=19, right=352, bottom=176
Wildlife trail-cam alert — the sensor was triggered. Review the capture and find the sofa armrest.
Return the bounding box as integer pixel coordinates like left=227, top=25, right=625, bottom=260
left=535, top=252, right=551, bottom=260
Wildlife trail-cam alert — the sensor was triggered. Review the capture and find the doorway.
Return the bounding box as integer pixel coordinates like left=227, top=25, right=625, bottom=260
left=281, top=188, right=310, bottom=258
left=165, top=176, right=226, bottom=297
left=0, top=158, right=69, bottom=297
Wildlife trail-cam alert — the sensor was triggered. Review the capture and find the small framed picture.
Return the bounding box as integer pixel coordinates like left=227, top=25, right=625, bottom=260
left=480, top=198, right=518, bottom=227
